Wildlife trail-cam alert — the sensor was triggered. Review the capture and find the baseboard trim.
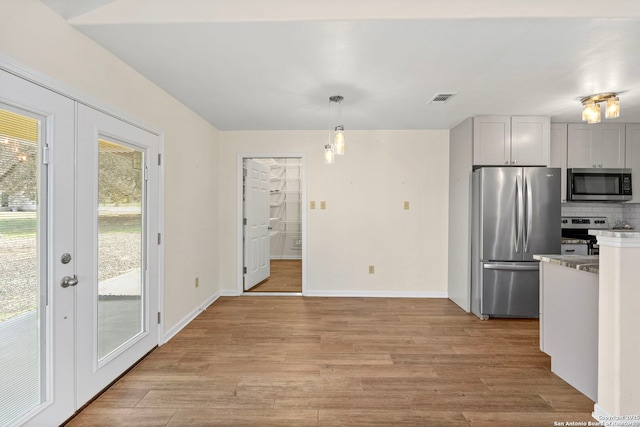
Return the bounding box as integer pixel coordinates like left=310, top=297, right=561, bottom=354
left=162, top=292, right=221, bottom=344
left=220, top=290, right=241, bottom=297
left=592, top=404, right=612, bottom=425
left=303, top=291, right=449, bottom=298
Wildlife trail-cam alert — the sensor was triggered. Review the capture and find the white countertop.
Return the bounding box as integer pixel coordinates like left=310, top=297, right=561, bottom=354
left=589, top=229, right=640, bottom=239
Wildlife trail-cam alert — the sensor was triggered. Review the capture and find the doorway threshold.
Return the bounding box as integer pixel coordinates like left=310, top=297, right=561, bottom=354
left=242, top=292, right=303, bottom=297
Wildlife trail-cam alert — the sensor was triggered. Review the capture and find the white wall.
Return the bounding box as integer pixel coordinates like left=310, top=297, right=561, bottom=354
left=447, top=118, right=473, bottom=311
left=0, top=0, right=220, bottom=334
left=220, top=130, right=450, bottom=296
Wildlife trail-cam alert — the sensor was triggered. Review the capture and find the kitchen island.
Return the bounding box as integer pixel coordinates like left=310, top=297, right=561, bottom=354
left=534, top=254, right=599, bottom=401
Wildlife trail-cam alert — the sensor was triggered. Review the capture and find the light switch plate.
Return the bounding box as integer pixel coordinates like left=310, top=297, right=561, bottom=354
left=404, top=201, right=410, bottom=210
left=369, top=265, right=375, bottom=274
left=320, top=201, right=326, bottom=210
left=310, top=201, right=316, bottom=209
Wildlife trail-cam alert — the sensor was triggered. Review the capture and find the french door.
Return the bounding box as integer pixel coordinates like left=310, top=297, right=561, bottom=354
left=0, top=70, right=159, bottom=427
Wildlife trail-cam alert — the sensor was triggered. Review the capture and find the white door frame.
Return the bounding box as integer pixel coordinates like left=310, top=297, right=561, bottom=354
left=236, top=153, right=307, bottom=295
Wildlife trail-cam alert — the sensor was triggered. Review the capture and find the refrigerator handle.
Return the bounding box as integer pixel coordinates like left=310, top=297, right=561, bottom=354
left=483, top=263, right=539, bottom=271
left=524, top=175, right=533, bottom=252
left=515, top=174, right=523, bottom=253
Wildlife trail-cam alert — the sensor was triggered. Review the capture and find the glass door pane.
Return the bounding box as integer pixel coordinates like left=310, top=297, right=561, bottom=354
left=0, top=106, right=45, bottom=425
left=97, top=139, right=144, bottom=360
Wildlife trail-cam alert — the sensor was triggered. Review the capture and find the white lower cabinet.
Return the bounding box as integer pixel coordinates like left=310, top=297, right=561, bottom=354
left=539, top=262, right=598, bottom=401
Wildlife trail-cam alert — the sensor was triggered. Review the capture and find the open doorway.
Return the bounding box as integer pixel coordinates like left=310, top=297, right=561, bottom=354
left=239, top=155, right=305, bottom=295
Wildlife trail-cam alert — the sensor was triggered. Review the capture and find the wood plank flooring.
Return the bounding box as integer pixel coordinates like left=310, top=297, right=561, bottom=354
left=247, top=259, right=302, bottom=292
left=66, top=297, right=596, bottom=426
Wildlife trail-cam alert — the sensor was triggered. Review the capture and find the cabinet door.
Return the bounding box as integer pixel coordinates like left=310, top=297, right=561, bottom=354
left=511, top=116, right=550, bottom=166
left=598, top=123, right=625, bottom=168
left=626, top=124, right=640, bottom=203
left=473, top=116, right=511, bottom=165
left=567, top=124, right=595, bottom=168
left=550, top=123, right=568, bottom=202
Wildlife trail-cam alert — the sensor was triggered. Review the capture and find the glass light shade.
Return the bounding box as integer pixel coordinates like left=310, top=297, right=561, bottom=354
left=334, top=126, right=345, bottom=155
left=324, top=144, right=335, bottom=164
left=581, top=104, right=590, bottom=121
left=582, top=101, right=601, bottom=124
left=587, top=103, right=601, bottom=124
left=605, top=96, right=620, bottom=119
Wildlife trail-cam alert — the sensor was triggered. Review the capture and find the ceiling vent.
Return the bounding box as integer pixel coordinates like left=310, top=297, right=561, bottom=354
left=428, top=93, right=457, bottom=104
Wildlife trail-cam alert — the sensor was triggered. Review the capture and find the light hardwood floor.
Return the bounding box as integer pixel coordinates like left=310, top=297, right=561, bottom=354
left=247, top=259, right=302, bottom=293
left=66, top=297, right=595, bottom=426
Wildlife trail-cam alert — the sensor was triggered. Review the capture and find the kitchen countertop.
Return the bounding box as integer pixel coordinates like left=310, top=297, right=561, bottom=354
left=533, top=254, right=599, bottom=275
left=589, top=229, right=640, bottom=238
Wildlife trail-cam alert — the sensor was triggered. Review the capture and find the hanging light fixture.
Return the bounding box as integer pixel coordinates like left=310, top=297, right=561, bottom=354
left=329, top=95, right=345, bottom=156
left=581, top=92, right=620, bottom=124
left=334, top=125, right=345, bottom=155
left=324, top=143, right=335, bottom=164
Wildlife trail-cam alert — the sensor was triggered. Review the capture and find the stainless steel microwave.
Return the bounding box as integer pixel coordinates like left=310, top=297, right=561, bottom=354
left=567, top=168, right=632, bottom=202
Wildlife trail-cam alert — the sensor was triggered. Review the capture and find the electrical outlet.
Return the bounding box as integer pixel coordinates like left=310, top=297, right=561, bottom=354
left=369, top=265, right=375, bottom=274
left=195, top=277, right=199, bottom=288
left=404, top=201, right=410, bottom=210
left=310, top=201, right=316, bottom=209
left=320, top=201, right=326, bottom=210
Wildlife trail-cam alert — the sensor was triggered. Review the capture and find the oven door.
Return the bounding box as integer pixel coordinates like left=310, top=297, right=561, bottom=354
left=568, top=168, right=632, bottom=201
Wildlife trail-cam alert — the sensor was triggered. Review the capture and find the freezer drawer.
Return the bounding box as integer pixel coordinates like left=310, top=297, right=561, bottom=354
left=481, top=262, right=540, bottom=318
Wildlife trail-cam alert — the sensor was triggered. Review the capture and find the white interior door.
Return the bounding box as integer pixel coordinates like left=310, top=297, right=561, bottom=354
left=0, top=69, right=160, bottom=426
left=243, top=159, right=270, bottom=290
left=75, top=104, right=160, bottom=405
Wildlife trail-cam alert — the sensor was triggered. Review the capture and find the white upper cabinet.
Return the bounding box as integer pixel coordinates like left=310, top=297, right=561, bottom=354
left=473, top=116, right=550, bottom=166
left=567, top=123, right=626, bottom=169
left=550, top=123, right=568, bottom=202
left=473, top=116, right=510, bottom=165
left=626, top=124, right=640, bottom=203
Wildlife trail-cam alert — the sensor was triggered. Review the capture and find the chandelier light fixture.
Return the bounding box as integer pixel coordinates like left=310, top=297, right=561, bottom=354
left=324, top=95, right=345, bottom=164
left=581, top=92, right=620, bottom=124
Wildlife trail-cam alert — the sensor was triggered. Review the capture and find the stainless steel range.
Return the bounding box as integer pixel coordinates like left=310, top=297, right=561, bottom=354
left=561, top=216, right=609, bottom=255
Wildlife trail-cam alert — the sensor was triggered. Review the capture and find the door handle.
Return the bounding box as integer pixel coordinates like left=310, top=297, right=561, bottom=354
left=61, top=275, right=79, bottom=288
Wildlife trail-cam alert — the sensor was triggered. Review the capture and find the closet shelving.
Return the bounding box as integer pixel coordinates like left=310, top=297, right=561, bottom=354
left=262, top=158, right=302, bottom=259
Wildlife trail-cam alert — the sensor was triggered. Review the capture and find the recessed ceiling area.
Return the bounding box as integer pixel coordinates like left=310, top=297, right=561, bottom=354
left=42, top=0, right=640, bottom=130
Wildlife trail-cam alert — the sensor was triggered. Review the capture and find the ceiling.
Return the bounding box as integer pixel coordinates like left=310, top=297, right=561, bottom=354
left=41, top=0, right=640, bottom=131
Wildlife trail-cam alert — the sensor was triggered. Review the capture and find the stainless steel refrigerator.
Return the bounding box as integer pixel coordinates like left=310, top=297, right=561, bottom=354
left=471, top=167, right=561, bottom=319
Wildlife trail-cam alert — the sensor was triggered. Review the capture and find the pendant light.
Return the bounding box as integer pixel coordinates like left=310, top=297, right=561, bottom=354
left=324, top=143, right=335, bottom=164
left=329, top=95, right=345, bottom=158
